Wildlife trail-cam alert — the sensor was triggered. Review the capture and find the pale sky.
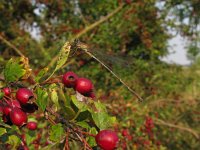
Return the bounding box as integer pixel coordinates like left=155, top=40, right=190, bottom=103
left=161, top=34, right=191, bottom=65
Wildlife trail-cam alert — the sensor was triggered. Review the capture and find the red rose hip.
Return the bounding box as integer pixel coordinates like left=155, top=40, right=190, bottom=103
left=3, top=106, right=12, bottom=116
left=27, top=121, right=37, bottom=130
left=7, top=100, right=21, bottom=109
left=16, top=88, right=34, bottom=105
left=2, top=87, right=11, bottom=96
left=62, top=71, right=78, bottom=88
left=10, top=108, right=27, bottom=126
left=75, top=78, right=93, bottom=95
left=95, top=130, right=119, bottom=150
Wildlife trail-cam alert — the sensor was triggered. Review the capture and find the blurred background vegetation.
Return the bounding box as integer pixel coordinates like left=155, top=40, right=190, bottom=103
left=0, top=0, right=200, bottom=149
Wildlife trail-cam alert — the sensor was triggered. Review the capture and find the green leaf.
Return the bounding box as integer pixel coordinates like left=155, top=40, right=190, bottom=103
left=49, top=123, right=65, bottom=142
left=36, top=88, right=48, bottom=111
left=35, top=67, right=49, bottom=83
left=94, top=101, right=107, bottom=112
left=87, top=127, right=98, bottom=147
left=92, top=112, right=116, bottom=130
left=0, top=120, right=12, bottom=128
left=46, top=42, right=71, bottom=80
left=50, top=89, right=59, bottom=107
left=62, top=106, right=76, bottom=120
left=4, top=58, right=26, bottom=82
left=0, top=92, right=4, bottom=99
left=76, top=111, right=91, bottom=122
left=71, top=96, right=88, bottom=112
left=76, top=121, right=90, bottom=129
left=25, top=130, right=36, bottom=146
left=0, top=127, right=6, bottom=136
left=6, top=135, right=20, bottom=149
left=54, top=42, right=71, bottom=71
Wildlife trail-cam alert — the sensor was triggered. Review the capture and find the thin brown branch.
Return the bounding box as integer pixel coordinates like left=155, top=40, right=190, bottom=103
left=44, top=111, right=57, bottom=125
left=0, top=34, right=25, bottom=57
left=65, top=132, right=70, bottom=150
left=70, top=3, right=125, bottom=41
left=154, top=118, right=199, bottom=140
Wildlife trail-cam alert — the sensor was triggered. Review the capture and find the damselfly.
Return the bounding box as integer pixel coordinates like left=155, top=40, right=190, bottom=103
left=71, top=40, right=143, bottom=102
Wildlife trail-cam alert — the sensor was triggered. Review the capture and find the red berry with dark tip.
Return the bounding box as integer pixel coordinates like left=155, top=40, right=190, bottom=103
left=10, top=108, right=27, bottom=126
left=75, top=78, right=93, bottom=95
left=62, top=71, right=79, bottom=88
left=21, top=103, right=38, bottom=113
left=2, top=87, right=11, bottom=96
left=27, top=121, right=37, bottom=130
left=95, top=130, right=119, bottom=150
left=3, top=106, right=12, bottom=116
left=16, top=88, right=34, bottom=105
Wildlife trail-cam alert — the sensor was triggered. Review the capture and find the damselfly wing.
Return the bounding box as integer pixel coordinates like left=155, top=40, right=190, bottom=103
left=71, top=40, right=143, bottom=102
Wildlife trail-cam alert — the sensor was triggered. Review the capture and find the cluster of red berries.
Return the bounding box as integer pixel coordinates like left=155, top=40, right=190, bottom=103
left=0, top=87, right=37, bottom=130
left=62, top=71, right=95, bottom=99
left=145, top=116, right=154, bottom=135
left=0, top=72, right=119, bottom=150
left=63, top=72, right=119, bottom=149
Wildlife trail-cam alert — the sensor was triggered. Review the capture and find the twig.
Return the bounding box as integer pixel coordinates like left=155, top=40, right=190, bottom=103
left=75, top=133, right=93, bottom=150
left=0, top=34, right=25, bottom=57
left=70, top=4, right=125, bottom=41
left=154, top=118, right=199, bottom=140
left=65, top=132, right=70, bottom=150
left=44, top=111, right=57, bottom=125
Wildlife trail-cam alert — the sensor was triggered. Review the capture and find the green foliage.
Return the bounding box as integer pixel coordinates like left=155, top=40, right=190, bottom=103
left=87, top=127, right=98, bottom=147
left=3, top=58, right=25, bottom=82
left=25, top=131, right=36, bottom=146
left=6, top=135, right=20, bottom=149
left=92, top=112, right=116, bottom=130
left=36, top=87, right=48, bottom=111
left=0, top=92, right=4, bottom=99
left=0, top=127, right=7, bottom=136
left=49, top=124, right=65, bottom=142
left=35, top=67, right=49, bottom=83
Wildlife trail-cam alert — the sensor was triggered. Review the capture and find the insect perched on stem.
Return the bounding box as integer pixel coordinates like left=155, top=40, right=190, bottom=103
left=71, top=39, right=143, bottom=102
